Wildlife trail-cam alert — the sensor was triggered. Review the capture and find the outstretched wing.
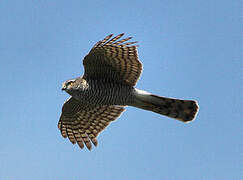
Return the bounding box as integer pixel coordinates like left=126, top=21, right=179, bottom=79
left=83, top=33, right=142, bottom=86
left=58, top=97, right=125, bottom=150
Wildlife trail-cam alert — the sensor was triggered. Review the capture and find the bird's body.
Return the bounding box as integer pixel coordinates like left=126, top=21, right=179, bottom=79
left=59, top=33, right=199, bottom=150
left=65, top=78, right=135, bottom=106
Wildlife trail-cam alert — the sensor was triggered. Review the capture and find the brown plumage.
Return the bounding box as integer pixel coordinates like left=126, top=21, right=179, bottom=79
left=59, top=33, right=199, bottom=150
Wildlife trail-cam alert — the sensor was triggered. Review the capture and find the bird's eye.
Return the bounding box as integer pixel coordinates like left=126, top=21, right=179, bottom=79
left=67, top=81, right=74, bottom=86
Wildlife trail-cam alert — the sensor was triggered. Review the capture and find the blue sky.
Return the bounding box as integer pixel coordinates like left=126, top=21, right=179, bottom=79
left=1, top=0, right=242, bottom=179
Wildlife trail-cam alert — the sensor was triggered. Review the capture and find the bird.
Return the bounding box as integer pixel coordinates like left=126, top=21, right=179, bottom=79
left=59, top=33, right=199, bottom=150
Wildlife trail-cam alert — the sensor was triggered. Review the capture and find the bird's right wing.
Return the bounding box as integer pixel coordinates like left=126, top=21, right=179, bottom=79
left=83, top=33, right=142, bottom=86
left=58, top=97, right=125, bottom=150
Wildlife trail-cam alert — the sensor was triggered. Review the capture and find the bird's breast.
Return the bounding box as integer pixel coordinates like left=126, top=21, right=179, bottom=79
left=73, top=80, right=135, bottom=106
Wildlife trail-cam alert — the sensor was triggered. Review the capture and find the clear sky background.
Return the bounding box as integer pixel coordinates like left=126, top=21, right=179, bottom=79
left=1, top=1, right=242, bottom=180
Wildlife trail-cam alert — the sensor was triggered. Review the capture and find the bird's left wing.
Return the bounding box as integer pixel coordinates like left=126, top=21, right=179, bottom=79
left=83, top=33, right=142, bottom=86
left=58, top=97, right=125, bottom=150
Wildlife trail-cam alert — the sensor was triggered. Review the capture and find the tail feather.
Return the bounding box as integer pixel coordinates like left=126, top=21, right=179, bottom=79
left=132, top=89, right=199, bottom=122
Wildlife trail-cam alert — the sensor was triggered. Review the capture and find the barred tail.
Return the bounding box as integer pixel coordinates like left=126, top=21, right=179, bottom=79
left=132, top=89, right=199, bottom=122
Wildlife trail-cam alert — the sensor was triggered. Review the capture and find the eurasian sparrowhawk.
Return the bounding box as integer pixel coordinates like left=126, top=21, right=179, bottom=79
left=59, top=33, right=199, bottom=150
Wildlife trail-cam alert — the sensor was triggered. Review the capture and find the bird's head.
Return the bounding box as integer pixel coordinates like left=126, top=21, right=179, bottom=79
left=61, top=79, right=78, bottom=92
left=62, top=78, right=88, bottom=93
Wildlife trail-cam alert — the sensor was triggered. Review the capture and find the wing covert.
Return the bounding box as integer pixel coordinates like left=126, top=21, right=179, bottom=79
left=58, top=97, right=125, bottom=150
left=83, top=33, right=142, bottom=86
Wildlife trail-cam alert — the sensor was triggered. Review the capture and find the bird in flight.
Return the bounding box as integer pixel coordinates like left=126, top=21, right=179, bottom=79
left=59, top=33, right=199, bottom=150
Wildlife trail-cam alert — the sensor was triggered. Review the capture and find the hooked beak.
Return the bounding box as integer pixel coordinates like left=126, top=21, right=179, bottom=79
left=61, top=85, right=66, bottom=91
